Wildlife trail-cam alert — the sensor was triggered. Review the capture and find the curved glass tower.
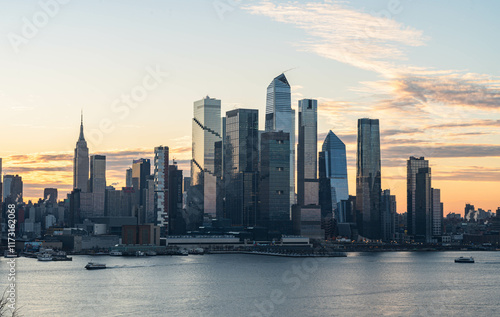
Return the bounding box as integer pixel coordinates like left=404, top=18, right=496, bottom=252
left=321, top=130, right=349, bottom=221
left=265, top=73, right=295, bottom=208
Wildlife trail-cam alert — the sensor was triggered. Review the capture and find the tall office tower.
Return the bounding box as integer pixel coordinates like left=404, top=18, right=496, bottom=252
left=260, top=132, right=291, bottom=231
left=169, top=163, right=185, bottom=234
left=321, top=131, right=349, bottom=221
left=126, top=168, right=133, bottom=188
left=297, top=99, right=318, bottom=206
left=132, top=158, right=151, bottom=192
left=356, top=118, right=381, bottom=240
left=90, top=155, right=106, bottom=217
left=415, top=167, right=432, bottom=242
left=191, top=96, right=222, bottom=219
left=215, top=116, right=226, bottom=219
left=265, top=73, right=295, bottom=208
left=154, top=146, right=169, bottom=235
left=3, top=175, right=23, bottom=204
left=73, top=113, right=89, bottom=192
left=224, top=109, right=259, bottom=227
left=381, top=189, right=396, bottom=241
left=407, top=157, right=429, bottom=235
left=144, top=175, right=156, bottom=224
left=431, top=188, right=443, bottom=236
left=43, top=188, right=58, bottom=204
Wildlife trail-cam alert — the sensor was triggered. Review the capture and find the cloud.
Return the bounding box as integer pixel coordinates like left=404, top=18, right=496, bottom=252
left=384, top=144, right=500, bottom=159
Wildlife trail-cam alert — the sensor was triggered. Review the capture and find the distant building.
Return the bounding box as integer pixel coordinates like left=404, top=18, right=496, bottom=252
left=168, top=163, right=185, bottom=235
left=356, top=118, right=381, bottom=240
left=43, top=188, right=58, bottom=204
left=3, top=175, right=23, bottom=204
left=265, top=73, right=295, bottom=208
left=125, top=168, right=133, bottom=188
left=132, top=158, right=151, bottom=193
left=259, top=131, right=290, bottom=228
left=224, top=108, right=259, bottom=227
left=154, top=146, right=169, bottom=234
left=90, top=155, right=106, bottom=217
left=73, top=113, right=89, bottom=192
left=415, top=167, right=432, bottom=242
left=432, top=188, right=443, bottom=236
left=190, top=96, right=222, bottom=220
left=407, top=157, right=429, bottom=235
left=381, top=189, right=396, bottom=241
left=122, top=224, right=160, bottom=245
left=297, top=99, right=318, bottom=206
left=319, top=131, right=349, bottom=222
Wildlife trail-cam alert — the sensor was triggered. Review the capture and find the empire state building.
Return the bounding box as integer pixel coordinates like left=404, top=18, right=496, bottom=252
left=73, top=113, right=89, bottom=192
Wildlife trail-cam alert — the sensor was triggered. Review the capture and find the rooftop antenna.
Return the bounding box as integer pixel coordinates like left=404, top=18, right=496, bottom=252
left=283, top=67, right=298, bottom=74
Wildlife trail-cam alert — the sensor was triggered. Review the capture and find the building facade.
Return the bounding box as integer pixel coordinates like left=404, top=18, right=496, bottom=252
left=297, top=99, right=318, bottom=206
left=90, top=155, right=106, bottom=217
left=356, top=118, right=381, bottom=240
left=224, top=109, right=259, bottom=227
left=191, top=96, right=222, bottom=220
left=73, top=114, right=89, bottom=192
left=265, top=74, right=295, bottom=208
left=154, top=146, right=169, bottom=234
left=407, top=157, right=429, bottom=235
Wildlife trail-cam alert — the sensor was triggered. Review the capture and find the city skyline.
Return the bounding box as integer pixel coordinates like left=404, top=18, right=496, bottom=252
left=1, top=1, right=499, bottom=214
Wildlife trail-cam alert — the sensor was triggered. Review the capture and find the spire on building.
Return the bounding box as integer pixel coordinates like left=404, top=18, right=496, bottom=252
left=79, top=110, right=85, bottom=141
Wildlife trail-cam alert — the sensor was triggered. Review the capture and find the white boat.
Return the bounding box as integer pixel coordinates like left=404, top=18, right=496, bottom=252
left=455, top=256, right=474, bottom=263
left=135, top=251, right=145, bottom=257
left=109, top=250, right=122, bottom=256
left=85, top=262, right=106, bottom=270
left=37, top=253, right=53, bottom=261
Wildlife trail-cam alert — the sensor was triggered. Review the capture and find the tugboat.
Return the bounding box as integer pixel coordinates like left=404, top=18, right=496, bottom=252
left=85, top=262, right=107, bottom=270
left=455, top=256, right=474, bottom=263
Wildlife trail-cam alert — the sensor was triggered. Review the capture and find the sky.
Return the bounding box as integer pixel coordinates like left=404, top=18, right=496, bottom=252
left=0, top=0, right=499, bottom=214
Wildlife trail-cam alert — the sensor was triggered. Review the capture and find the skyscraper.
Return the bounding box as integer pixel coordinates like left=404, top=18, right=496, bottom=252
left=431, top=188, right=443, bottom=236
left=191, top=96, right=222, bottom=219
left=3, top=175, right=23, bottom=204
left=154, top=146, right=169, bottom=234
left=265, top=73, right=295, bottom=207
left=415, top=167, right=432, bottom=242
left=132, top=158, right=151, bottom=192
left=168, top=163, right=185, bottom=234
left=126, top=168, right=133, bottom=188
left=43, top=188, right=58, bottom=204
left=297, top=99, right=318, bottom=206
left=260, top=131, right=290, bottom=228
left=224, top=109, right=259, bottom=227
left=381, top=189, right=396, bottom=241
left=356, top=118, right=381, bottom=240
left=320, top=131, right=349, bottom=222
left=73, top=113, right=89, bottom=192
left=407, top=157, right=429, bottom=235
left=90, top=155, right=106, bottom=217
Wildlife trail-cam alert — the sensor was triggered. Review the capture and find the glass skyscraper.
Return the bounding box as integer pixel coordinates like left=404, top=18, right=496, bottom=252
left=297, top=99, right=318, bottom=206
left=259, top=131, right=290, bottom=225
left=320, top=131, right=349, bottom=222
left=191, top=96, right=222, bottom=219
left=415, top=167, right=432, bottom=242
left=73, top=113, right=89, bottom=192
left=356, top=118, right=381, bottom=239
left=224, top=109, right=259, bottom=227
left=265, top=74, right=295, bottom=207
left=154, top=146, right=169, bottom=234
left=407, top=156, right=429, bottom=235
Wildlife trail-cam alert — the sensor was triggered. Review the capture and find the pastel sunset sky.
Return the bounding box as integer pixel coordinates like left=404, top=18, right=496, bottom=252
left=1, top=0, right=499, bottom=214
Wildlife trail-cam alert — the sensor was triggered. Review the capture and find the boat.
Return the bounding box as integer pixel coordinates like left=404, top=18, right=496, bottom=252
left=135, top=251, right=145, bottom=257
left=455, top=256, right=474, bottom=263
left=188, top=248, right=205, bottom=255
left=85, top=262, right=106, bottom=270
left=37, top=253, right=53, bottom=261
left=52, top=251, right=72, bottom=261
left=109, top=250, right=123, bottom=256
left=145, top=251, right=157, bottom=256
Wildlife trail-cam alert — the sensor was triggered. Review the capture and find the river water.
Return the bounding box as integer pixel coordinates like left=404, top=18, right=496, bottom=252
left=1, top=251, right=499, bottom=316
